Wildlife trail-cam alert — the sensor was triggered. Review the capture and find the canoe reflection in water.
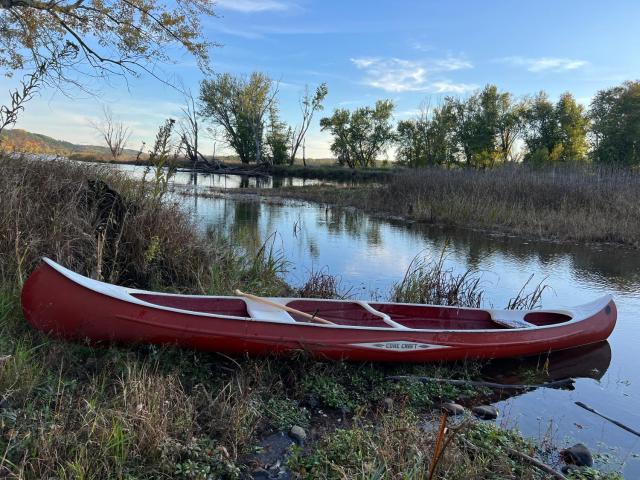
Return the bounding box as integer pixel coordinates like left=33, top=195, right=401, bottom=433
left=477, top=341, right=611, bottom=402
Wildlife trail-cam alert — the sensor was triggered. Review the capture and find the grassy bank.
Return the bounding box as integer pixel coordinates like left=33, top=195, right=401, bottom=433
left=0, top=157, right=621, bottom=478
left=249, top=164, right=640, bottom=246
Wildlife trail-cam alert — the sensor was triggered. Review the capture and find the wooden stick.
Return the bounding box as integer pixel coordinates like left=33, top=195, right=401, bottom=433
left=504, top=446, right=568, bottom=480
left=575, top=401, right=640, bottom=438
left=428, top=411, right=449, bottom=480
left=235, top=290, right=335, bottom=325
left=460, top=438, right=567, bottom=480
left=387, top=375, right=574, bottom=390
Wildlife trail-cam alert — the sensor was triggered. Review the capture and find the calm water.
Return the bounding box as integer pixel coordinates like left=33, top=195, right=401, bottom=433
left=123, top=166, right=640, bottom=476
left=113, top=164, right=338, bottom=190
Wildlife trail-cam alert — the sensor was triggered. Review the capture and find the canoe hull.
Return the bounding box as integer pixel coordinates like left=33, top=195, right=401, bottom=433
left=21, top=261, right=617, bottom=362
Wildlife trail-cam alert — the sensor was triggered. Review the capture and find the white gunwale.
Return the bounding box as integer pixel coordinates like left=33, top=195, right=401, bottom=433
left=42, top=257, right=612, bottom=334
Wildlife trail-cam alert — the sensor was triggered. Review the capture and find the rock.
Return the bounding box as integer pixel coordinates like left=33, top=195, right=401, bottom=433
left=560, top=443, right=593, bottom=467
left=441, top=402, right=465, bottom=416
left=383, top=397, right=394, bottom=411
left=289, top=425, right=307, bottom=444
left=472, top=405, right=498, bottom=420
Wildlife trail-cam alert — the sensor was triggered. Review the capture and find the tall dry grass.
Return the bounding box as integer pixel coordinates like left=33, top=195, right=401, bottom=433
left=263, top=163, right=640, bottom=245
left=0, top=156, right=208, bottom=289
left=384, top=164, right=640, bottom=244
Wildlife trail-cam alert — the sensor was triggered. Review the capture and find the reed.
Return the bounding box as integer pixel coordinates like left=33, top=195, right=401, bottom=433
left=261, top=163, right=640, bottom=246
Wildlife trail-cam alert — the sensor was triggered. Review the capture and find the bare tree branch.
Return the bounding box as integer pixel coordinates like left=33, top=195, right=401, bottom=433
left=90, top=106, right=132, bottom=162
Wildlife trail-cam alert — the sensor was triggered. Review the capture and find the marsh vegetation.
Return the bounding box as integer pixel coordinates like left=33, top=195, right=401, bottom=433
left=0, top=156, right=624, bottom=478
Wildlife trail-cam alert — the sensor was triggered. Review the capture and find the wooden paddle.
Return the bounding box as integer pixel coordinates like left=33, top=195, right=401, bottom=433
left=234, top=290, right=335, bottom=325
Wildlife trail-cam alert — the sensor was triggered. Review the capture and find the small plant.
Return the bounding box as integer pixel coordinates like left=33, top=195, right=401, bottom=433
left=144, top=118, right=178, bottom=200
left=163, top=438, right=241, bottom=480
left=296, top=267, right=351, bottom=299
left=262, top=397, right=310, bottom=431
left=392, top=247, right=483, bottom=307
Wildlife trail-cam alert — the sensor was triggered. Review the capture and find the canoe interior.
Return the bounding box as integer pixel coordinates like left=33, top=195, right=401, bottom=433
left=523, top=311, right=572, bottom=326
left=132, top=294, right=572, bottom=330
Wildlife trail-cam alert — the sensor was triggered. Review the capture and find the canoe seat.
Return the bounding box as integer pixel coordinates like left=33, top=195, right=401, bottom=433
left=490, top=311, right=534, bottom=329
left=244, top=298, right=297, bottom=323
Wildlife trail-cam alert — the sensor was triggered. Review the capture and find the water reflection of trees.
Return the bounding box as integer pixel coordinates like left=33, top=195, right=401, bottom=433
left=319, top=207, right=383, bottom=247
left=398, top=222, right=640, bottom=293
left=192, top=191, right=640, bottom=294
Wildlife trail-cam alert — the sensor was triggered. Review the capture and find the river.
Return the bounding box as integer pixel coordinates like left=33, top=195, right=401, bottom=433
left=117, top=165, right=640, bottom=476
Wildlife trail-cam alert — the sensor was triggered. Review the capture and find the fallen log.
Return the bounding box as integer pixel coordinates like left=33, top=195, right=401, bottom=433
left=386, top=375, right=574, bottom=390
left=575, top=401, right=640, bottom=437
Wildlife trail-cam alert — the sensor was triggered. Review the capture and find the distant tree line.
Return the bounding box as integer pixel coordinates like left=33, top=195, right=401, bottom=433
left=21, top=67, right=636, bottom=171
left=324, top=81, right=640, bottom=169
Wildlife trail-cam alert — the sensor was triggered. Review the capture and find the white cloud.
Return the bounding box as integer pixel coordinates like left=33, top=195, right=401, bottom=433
left=215, top=0, right=290, bottom=13
left=430, top=81, right=478, bottom=94
left=349, top=57, right=476, bottom=94
left=351, top=57, right=377, bottom=69
left=434, top=56, right=473, bottom=71
left=501, top=56, right=588, bottom=73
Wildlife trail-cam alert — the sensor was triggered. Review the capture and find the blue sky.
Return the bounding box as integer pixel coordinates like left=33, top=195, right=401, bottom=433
left=3, top=0, right=640, bottom=158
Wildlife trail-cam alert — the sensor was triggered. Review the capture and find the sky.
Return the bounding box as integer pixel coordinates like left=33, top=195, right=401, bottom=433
left=3, top=0, right=640, bottom=158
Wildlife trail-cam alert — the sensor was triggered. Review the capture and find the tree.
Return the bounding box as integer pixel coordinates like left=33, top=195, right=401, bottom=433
left=199, top=72, right=278, bottom=164
left=265, top=104, right=289, bottom=165
left=289, top=83, right=328, bottom=166
left=556, top=93, right=589, bottom=161
left=523, top=91, right=588, bottom=163
left=178, top=88, right=208, bottom=167
left=396, top=100, right=457, bottom=167
left=523, top=92, right=560, bottom=162
left=91, top=106, right=131, bottom=162
left=320, top=100, right=395, bottom=168
left=495, top=92, right=527, bottom=162
left=0, top=0, right=214, bottom=87
left=590, top=81, right=640, bottom=166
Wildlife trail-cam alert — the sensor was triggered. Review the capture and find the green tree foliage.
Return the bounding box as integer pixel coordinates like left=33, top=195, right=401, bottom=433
left=523, top=92, right=561, bottom=163
left=266, top=105, right=290, bottom=165
left=396, top=86, right=526, bottom=167
left=396, top=101, right=457, bottom=167
left=320, top=100, right=395, bottom=168
left=200, top=72, right=277, bottom=164
left=495, top=91, right=528, bottom=162
left=556, top=92, right=590, bottom=161
left=590, top=81, right=640, bottom=166
left=524, top=91, right=588, bottom=163
left=449, top=85, right=501, bottom=167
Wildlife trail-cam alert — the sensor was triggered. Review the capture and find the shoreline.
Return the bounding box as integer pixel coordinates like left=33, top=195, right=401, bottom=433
left=179, top=185, right=637, bottom=250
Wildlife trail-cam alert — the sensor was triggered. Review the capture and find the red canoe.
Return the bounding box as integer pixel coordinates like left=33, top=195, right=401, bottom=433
left=21, top=258, right=617, bottom=362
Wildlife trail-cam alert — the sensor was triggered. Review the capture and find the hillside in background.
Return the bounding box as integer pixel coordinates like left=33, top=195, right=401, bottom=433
left=0, top=129, right=140, bottom=160
left=0, top=128, right=338, bottom=166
